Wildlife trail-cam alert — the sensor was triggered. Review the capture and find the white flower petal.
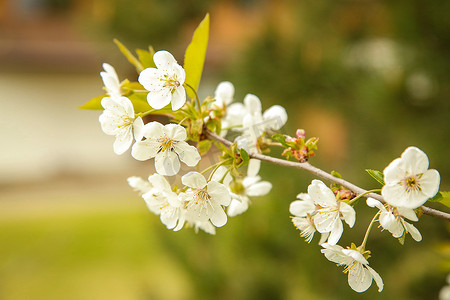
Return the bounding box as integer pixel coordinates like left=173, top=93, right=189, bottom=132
left=246, top=181, right=272, bottom=197
left=147, top=173, right=172, bottom=192
left=142, top=121, right=165, bottom=139
left=366, top=198, right=385, bottom=210
left=326, top=219, right=343, bottom=245
left=314, top=209, right=339, bottom=233
left=243, top=94, right=262, bottom=114
left=182, top=172, right=207, bottom=189
left=155, top=151, right=180, bottom=176
left=308, top=180, right=337, bottom=207
left=113, top=129, right=133, bottom=155
left=367, top=266, right=384, bottom=292
left=147, top=90, right=172, bottom=109
left=153, top=50, right=178, bottom=71
left=397, top=207, right=418, bottom=221
left=127, top=176, right=152, bottom=194
left=263, top=105, right=288, bottom=130
left=164, top=123, right=187, bottom=141
left=289, top=200, right=315, bottom=217
left=133, top=117, right=144, bottom=141
left=227, top=198, right=249, bottom=217
left=138, top=68, right=162, bottom=91
left=419, top=169, right=440, bottom=198
left=214, top=81, right=235, bottom=106
left=210, top=206, right=228, bottom=227
left=404, top=222, right=422, bottom=241
left=400, top=146, right=429, bottom=175
left=383, top=158, right=405, bottom=184
left=340, top=202, right=356, bottom=228
left=171, top=86, right=186, bottom=111
left=173, top=141, right=201, bottom=167
left=131, top=140, right=160, bottom=161
left=348, top=265, right=373, bottom=293
left=207, top=181, right=231, bottom=206
left=247, top=159, right=261, bottom=177
left=211, top=166, right=232, bottom=186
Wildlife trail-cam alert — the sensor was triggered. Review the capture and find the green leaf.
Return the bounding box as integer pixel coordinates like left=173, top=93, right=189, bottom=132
left=331, top=170, right=342, bottom=179
left=113, top=39, right=144, bottom=73
left=429, top=192, right=450, bottom=208
left=398, top=233, right=406, bottom=245
left=79, top=95, right=105, bottom=110
left=198, top=140, right=212, bottom=155
left=136, top=46, right=156, bottom=69
left=272, top=134, right=290, bottom=148
left=121, top=80, right=144, bottom=92
left=183, top=13, right=209, bottom=99
left=239, top=148, right=250, bottom=164
left=365, top=169, right=385, bottom=185
left=128, top=93, right=152, bottom=113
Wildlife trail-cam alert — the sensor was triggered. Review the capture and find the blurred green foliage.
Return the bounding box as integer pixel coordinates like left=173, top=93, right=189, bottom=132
left=6, top=0, right=449, bottom=299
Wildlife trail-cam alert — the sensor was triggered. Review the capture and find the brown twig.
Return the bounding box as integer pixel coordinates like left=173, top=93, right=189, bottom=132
left=205, top=130, right=450, bottom=221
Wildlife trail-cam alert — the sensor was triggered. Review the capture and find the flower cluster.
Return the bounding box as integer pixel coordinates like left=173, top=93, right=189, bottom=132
left=288, top=146, right=440, bottom=292
left=83, top=19, right=447, bottom=294
left=95, top=50, right=281, bottom=234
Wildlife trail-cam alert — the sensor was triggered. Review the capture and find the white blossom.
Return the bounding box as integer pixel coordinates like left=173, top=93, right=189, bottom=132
left=321, top=243, right=384, bottom=293
left=99, top=96, right=144, bottom=155
left=131, top=122, right=200, bottom=176
left=180, top=172, right=231, bottom=227
left=127, top=176, right=153, bottom=195
left=289, top=192, right=329, bottom=244
left=213, top=81, right=234, bottom=109
left=439, top=274, right=450, bottom=300
left=235, top=94, right=288, bottom=153
left=100, top=63, right=122, bottom=98
left=213, top=159, right=272, bottom=217
left=366, top=198, right=422, bottom=242
left=382, top=146, right=440, bottom=209
left=309, top=180, right=356, bottom=245
left=142, top=173, right=184, bottom=231
left=138, top=50, right=186, bottom=111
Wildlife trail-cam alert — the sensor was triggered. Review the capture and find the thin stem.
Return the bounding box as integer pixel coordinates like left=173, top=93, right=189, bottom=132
left=184, top=83, right=201, bottom=111
left=348, top=189, right=381, bottom=205
left=205, top=130, right=450, bottom=221
left=360, top=211, right=381, bottom=250
left=221, top=124, right=243, bottom=130
left=137, top=109, right=157, bottom=118
left=208, top=161, right=227, bottom=182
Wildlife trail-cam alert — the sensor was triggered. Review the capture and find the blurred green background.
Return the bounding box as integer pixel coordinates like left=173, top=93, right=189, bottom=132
left=0, top=0, right=449, bottom=299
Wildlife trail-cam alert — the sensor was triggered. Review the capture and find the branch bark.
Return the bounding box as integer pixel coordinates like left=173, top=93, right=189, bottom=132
left=205, top=130, right=450, bottom=221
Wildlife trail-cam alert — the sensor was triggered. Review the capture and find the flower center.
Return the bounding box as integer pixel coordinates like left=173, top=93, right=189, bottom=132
left=402, top=175, right=421, bottom=192
left=162, top=75, right=181, bottom=92
left=185, top=188, right=214, bottom=216
left=158, top=135, right=175, bottom=152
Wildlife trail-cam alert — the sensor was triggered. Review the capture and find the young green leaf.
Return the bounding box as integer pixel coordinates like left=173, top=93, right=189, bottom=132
left=239, top=148, right=250, bottom=164
left=331, top=170, right=343, bottom=178
left=183, top=13, right=209, bottom=99
left=429, top=191, right=450, bottom=208
left=79, top=95, right=105, bottom=110
left=272, top=134, right=290, bottom=148
left=136, top=46, right=156, bottom=69
left=365, top=169, right=385, bottom=185
left=198, top=140, right=212, bottom=155
left=128, top=93, right=152, bottom=113
left=113, top=39, right=144, bottom=73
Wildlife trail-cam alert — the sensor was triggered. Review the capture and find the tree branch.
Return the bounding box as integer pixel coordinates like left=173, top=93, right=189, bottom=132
left=205, top=130, right=450, bottom=221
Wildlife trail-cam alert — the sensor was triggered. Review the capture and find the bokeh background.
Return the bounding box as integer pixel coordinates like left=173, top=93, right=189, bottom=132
left=1, top=0, right=449, bottom=299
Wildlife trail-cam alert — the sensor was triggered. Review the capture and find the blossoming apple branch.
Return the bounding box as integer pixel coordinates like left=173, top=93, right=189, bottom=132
left=80, top=14, right=449, bottom=293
